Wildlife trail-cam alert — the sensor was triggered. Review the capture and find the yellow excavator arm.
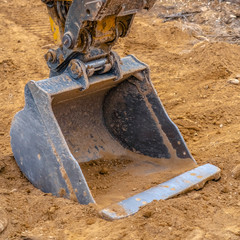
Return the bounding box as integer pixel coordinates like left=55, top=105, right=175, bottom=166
left=49, top=15, right=61, bottom=44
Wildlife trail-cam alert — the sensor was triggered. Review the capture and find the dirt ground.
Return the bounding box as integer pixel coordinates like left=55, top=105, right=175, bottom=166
left=0, top=0, right=240, bottom=239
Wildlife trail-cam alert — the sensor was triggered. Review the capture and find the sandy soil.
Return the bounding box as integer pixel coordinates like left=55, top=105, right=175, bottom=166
left=0, top=0, right=240, bottom=239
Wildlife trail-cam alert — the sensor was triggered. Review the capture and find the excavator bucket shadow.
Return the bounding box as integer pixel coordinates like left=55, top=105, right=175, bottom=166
left=10, top=55, right=220, bottom=219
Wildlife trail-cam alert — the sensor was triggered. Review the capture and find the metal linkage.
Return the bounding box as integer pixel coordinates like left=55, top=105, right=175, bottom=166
left=42, top=0, right=157, bottom=79
left=68, top=57, right=110, bottom=79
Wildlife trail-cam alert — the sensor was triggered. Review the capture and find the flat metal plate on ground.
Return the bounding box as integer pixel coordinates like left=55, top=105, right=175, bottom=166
left=100, top=163, right=221, bottom=220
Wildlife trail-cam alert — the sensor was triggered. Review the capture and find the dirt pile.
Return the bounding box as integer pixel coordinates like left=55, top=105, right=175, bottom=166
left=0, top=0, right=240, bottom=239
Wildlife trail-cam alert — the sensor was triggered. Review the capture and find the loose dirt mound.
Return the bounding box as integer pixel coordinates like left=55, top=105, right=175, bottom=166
left=0, top=0, right=240, bottom=239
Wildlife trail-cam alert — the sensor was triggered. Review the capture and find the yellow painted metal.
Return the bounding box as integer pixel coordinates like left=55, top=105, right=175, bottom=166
left=48, top=1, right=73, bottom=44
left=48, top=3, right=115, bottom=46
left=93, top=15, right=116, bottom=44
left=49, top=16, right=61, bottom=45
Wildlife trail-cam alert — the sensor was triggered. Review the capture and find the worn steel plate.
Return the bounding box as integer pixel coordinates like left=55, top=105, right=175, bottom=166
left=100, top=163, right=221, bottom=220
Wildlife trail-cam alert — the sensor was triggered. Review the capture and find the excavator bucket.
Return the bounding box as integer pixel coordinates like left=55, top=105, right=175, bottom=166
left=10, top=55, right=220, bottom=219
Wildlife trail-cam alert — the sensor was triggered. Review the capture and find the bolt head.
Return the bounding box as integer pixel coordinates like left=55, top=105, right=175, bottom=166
left=68, top=59, right=83, bottom=79
left=44, top=52, right=53, bottom=62
left=62, top=33, right=74, bottom=49
left=44, top=49, right=57, bottom=63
